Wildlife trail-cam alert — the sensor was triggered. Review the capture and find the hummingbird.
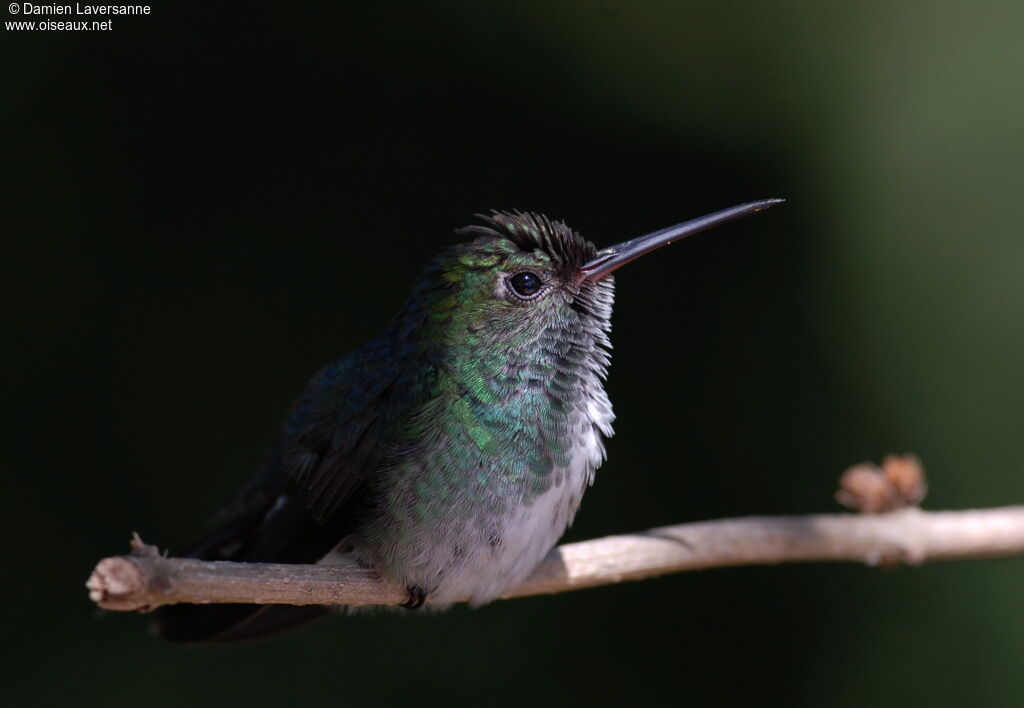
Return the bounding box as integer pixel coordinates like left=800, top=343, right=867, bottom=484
left=156, top=199, right=783, bottom=642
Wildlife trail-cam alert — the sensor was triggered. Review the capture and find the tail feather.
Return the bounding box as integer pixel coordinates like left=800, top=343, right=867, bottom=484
left=155, top=604, right=328, bottom=644
left=154, top=495, right=351, bottom=644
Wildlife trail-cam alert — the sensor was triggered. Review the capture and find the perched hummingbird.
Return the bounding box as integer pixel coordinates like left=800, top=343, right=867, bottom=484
left=157, top=199, right=783, bottom=642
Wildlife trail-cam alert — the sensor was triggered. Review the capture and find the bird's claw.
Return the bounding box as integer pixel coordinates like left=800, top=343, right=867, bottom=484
left=400, top=586, right=428, bottom=610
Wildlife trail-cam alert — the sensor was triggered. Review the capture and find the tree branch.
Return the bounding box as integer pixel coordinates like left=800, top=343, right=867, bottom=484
left=87, top=506, right=1024, bottom=612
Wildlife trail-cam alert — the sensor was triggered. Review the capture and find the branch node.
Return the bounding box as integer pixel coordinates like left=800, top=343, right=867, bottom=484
left=130, top=532, right=162, bottom=557
left=837, top=454, right=927, bottom=513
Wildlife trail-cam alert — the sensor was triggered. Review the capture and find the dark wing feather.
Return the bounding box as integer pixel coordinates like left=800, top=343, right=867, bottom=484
left=155, top=349, right=410, bottom=643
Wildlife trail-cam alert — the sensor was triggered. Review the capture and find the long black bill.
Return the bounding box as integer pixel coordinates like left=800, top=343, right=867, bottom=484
left=580, top=198, right=785, bottom=280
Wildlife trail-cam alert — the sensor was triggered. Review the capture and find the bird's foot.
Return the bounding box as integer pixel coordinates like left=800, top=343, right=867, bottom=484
left=400, top=586, right=428, bottom=610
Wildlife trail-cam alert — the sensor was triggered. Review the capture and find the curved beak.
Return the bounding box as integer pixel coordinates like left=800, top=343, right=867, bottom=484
left=580, top=198, right=785, bottom=281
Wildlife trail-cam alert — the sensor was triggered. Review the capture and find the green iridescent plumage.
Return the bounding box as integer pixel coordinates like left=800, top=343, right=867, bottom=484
left=155, top=200, right=781, bottom=643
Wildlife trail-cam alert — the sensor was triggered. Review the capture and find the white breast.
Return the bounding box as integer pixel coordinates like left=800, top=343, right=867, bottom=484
left=431, top=389, right=615, bottom=606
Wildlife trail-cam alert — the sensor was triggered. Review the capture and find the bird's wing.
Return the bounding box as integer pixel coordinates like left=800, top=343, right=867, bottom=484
left=156, top=350, right=426, bottom=643
left=173, top=348, right=415, bottom=565
left=230, top=351, right=424, bottom=564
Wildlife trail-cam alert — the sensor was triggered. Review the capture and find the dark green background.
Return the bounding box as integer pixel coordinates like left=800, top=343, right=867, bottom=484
left=6, top=2, right=1024, bottom=706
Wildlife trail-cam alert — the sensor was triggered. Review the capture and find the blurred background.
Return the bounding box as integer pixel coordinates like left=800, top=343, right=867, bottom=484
left=5, top=1, right=1024, bottom=705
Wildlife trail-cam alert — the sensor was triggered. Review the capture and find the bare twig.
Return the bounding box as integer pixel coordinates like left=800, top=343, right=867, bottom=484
left=87, top=506, right=1024, bottom=612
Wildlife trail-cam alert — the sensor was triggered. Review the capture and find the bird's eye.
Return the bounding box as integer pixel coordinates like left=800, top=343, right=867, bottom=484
left=508, top=271, right=544, bottom=298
